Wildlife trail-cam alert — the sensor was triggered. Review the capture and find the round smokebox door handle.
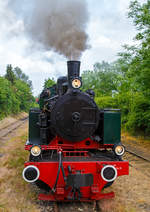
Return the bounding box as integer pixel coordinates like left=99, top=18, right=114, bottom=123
left=72, top=112, right=80, bottom=122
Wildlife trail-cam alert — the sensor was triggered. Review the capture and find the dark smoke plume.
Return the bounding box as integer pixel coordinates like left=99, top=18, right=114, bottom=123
left=9, top=0, right=90, bottom=60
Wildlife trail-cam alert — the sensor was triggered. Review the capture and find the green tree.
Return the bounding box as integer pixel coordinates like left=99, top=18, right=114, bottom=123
left=13, top=67, right=33, bottom=89
left=82, top=61, right=118, bottom=96
left=0, top=77, right=20, bottom=119
left=44, top=78, right=56, bottom=88
left=124, top=0, right=150, bottom=95
left=0, top=65, right=36, bottom=119
left=82, top=1, right=150, bottom=135
left=114, top=0, right=150, bottom=134
left=15, top=79, right=34, bottom=111
left=5, top=65, right=16, bottom=84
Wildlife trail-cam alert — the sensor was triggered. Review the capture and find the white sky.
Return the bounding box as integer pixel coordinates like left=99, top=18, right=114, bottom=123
left=0, top=0, right=146, bottom=95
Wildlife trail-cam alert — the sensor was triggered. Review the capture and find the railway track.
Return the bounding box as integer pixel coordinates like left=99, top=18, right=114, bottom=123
left=38, top=200, right=102, bottom=212
left=0, top=116, right=28, bottom=140
left=126, top=149, right=150, bottom=163
left=124, top=145, right=150, bottom=179
left=37, top=144, right=150, bottom=212
left=125, top=144, right=150, bottom=163
left=1, top=118, right=149, bottom=212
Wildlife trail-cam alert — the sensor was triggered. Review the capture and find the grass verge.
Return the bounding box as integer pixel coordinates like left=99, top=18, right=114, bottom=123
left=0, top=125, right=40, bottom=212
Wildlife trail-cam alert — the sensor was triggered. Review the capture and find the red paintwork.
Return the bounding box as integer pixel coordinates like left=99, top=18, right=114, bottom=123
left=24, top=136, right=129, bottom=201
left=63, top=151, right=89, bottom=157
left=24, top=158, right=129, bottom=201
left=25, top=136, right=113, bottom=151
left=38, top=192, right=115, bottom=201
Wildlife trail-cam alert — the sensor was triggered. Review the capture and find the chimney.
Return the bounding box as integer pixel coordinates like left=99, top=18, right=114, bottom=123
left=67, top=61, right=81, bottom=89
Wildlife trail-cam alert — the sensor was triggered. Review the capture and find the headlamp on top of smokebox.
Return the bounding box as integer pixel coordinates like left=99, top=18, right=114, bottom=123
left=71, top=77, right=82, bottom=89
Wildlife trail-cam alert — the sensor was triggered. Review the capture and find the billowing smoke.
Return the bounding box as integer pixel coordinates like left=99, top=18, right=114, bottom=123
left=9, top=0, right=90, bottom=60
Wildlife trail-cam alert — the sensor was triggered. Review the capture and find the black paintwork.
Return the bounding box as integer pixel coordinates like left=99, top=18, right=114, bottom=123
left=67, top=173, right=93, bottom=188
left=51, top=91, right=99, bottom=141
left=29, top=60, right=121, bottom=145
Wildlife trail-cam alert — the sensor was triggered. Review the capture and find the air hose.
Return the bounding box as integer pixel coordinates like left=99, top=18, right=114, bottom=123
left=51, top=151, right=67, bottom=193
left=51, top=151, right=62, bottom=192
left=61, top=161, right=67, bottom=182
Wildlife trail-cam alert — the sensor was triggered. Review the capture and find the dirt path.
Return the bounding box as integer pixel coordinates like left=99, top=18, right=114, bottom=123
left=0, top=116, right=150, bottom=212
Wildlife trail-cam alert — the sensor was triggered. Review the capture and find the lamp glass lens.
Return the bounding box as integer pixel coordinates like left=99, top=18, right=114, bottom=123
left=115, top=145, right=124, bottom=155
left=72, top=79, right=81, bottom=88
left=31, top=146, right=41, bottom=156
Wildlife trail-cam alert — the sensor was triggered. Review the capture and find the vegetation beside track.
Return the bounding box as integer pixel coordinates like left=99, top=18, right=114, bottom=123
left=0, top=65, right=37, bottom=120
left=1, top=0, right=149, bottom=138
left=82, top=0, right=150, bottom=137
left=0, top=123, right=40, bottom=212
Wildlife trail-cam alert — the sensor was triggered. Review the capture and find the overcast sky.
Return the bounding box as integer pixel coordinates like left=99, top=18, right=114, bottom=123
left=0, top=0, right=146, bottom=95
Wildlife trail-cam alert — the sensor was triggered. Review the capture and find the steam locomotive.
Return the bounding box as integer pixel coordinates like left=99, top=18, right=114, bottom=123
left=22, top=61, right=129, bottom=201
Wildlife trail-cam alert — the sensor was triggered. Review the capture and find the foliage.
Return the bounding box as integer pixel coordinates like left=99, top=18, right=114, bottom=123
left=82, top=0, right=150, bottom=135
left=44, top=78, right=56, bottom=88
left=82, top=61, right=118, bottom=96
left=95, top=96, right=118, bottom=109
left=5, top=65, right=16, bottom=85
left=15, top=79, right=34, bottom=111
left=125, top=93, right=150, bottom=134
left=0, top=77, right=20, bottom=119
left=0, top=65, right=36, bottom=120
left=118, top=0, right=150, bottom=134
left=13, top=67, right=33, bottom=88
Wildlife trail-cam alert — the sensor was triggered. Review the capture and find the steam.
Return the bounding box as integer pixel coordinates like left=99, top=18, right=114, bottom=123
left=9, top=0, right=90, bottom=60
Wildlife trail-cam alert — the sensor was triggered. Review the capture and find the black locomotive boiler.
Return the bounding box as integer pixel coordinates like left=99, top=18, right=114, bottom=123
left=23, top=61, right=129, bottom=201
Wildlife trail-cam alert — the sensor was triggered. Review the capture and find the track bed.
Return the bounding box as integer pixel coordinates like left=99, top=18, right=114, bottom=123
left=0, top=118, right=150, bottom=211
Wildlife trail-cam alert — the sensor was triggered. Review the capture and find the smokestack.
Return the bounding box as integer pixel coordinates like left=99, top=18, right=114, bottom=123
left=67, top=61, right=80, bottom=79
left=67, top=61, right=81, bottom=89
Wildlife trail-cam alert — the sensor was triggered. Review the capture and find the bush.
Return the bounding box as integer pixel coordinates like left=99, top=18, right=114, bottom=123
left=95, top=96, right=119, bottom=109
left=15, top=79, right=33, bottom=111
left=0, top=77, right=20, bottom=119
left=125, top=93, right=150, bottom=135
left=0, top=76, right=36, bottom=120
left=95, top=92, right=150, bottom=136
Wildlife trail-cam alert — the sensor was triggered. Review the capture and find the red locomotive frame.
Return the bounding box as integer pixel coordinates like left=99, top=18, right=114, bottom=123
left=24, top=136, right=129, bottom=201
